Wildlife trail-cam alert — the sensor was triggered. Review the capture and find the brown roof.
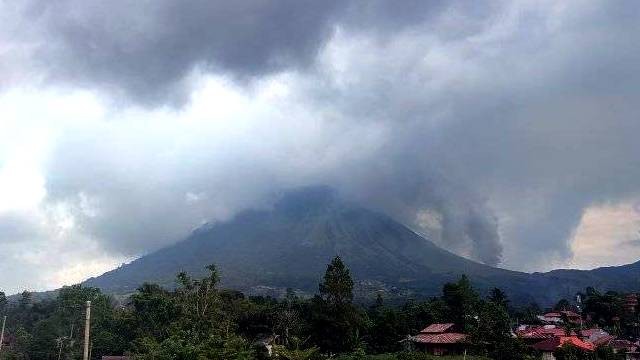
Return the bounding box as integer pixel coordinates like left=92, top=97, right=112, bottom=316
left=412, top=333, right=467, bottom=344
left=420, top=323, right=455, bottom=334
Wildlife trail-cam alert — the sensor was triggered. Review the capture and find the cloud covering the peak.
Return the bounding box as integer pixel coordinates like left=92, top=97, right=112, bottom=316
left=1, top=0, right=640, bottom=292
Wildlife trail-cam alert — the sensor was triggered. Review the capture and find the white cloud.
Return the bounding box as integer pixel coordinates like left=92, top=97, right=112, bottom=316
left=568, top=201, right=640, bottom=269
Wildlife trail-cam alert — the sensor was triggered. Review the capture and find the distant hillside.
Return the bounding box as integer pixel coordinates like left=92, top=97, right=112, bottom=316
left=84, top=186, right=640, bottom=306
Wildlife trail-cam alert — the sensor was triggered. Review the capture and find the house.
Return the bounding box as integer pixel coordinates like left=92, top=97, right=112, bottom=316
left=538, top=312, right=563, bottom=324
left=590, top=334, right=616, bottom=348
left=408, top=323, right=467, bottom=356
left=579, top=328, right=610, bottom=343
left=596, top=339, right=640, bottom=360
left=516, top=325, right=570, bottom=344
left=537, top=311, right=582, bottom=325
left=560, top=310, right=583, bottom=324
left=532, top=336, right=594, bottom=360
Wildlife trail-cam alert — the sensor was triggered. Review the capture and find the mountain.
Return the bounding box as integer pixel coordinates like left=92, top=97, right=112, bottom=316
left=84, top=186, right=640, bottom=306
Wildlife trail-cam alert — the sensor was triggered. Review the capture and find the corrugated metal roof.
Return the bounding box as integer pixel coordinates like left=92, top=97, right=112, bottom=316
left=516, top=326, right=569, bottom=339
left=411, top=333, right=467, bottom=344
left=419, top=323, right=455, bottom=334
left=592, top=335, right=616, bottom=347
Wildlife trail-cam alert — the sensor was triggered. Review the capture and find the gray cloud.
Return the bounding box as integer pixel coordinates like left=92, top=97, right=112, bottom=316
left=1, top=0, right=640, bottom=294
left=6, top=0, right=474, bottom=106
left=12, top=0, right=344, bottom=105
left=0, top=213, right=42, bottom=244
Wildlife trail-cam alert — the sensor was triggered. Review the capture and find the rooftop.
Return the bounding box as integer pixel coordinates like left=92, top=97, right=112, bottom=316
left=419, top=323, right=455, bottom=334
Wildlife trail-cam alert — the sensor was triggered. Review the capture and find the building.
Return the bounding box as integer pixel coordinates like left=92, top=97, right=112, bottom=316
left=594, top=339, right=640, bottom=360
left=537, top=311, right=582, bottom=325
left=579, top=328, right=610, bottom=343
left=516, top=325, right=570, bottom=344
left=532, top=336, right=594, bottom=360
left=538, top=312, right=563, bottom=324
left=408, top=323, right=467, bottom=356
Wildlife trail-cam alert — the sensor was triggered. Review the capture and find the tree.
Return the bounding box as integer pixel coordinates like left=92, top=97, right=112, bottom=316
left=367, top=306, right=408, bottom=353
left=489, top=288, right=509, bottom=309
left=174, top=264, right=226, bottom=339
left=442, top=275, right=480, bottom=332
left=319, top=256, right=354, bottom=307
left=310, top=256, right=365, bottom=354
left=0, top=291, right=6, bottom=314
left=18, top=291, right=31, bottom=309
left=131, top=283, right=176, bottom=340
left=554, top=298, right=571, bottom=311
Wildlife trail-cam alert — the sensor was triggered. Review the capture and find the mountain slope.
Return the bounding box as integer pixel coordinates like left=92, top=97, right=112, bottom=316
left=84, top=187, right=640, bottom=306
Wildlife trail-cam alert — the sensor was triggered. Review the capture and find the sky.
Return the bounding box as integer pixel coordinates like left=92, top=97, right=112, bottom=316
left=1, top=0, right=640, bottom=294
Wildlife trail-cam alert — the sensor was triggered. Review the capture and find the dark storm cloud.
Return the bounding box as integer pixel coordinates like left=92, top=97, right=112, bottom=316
left=17, top=0, right=343, bottom=105
left=9, top=0, right=467, bottom=106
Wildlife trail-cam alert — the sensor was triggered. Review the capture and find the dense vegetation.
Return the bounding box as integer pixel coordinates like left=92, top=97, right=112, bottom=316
left=0, top=257, right=637, bottom=359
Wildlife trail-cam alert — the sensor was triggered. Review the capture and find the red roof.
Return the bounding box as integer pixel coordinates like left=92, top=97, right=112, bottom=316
left=517, top=326, right=572, bottom=339
left=412, top=333, right=467, bottom=344
left=544, top=312, right=562, bottom=318
left=532, top=336, right=594, bottom=352
left=420, top=323, right=455, bottom=334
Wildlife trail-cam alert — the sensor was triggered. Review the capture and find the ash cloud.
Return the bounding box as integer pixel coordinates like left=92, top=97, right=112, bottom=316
left=1, top=0, right=640, bottom=294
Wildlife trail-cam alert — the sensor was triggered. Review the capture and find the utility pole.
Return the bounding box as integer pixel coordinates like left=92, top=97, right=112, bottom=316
left=0, top=315, right=6, bottom=352
left=83, top=301, right=91, bottom=360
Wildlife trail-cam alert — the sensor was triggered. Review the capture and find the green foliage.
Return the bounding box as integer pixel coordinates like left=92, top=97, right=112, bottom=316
left=319, top=256, right=354, bottom=307
left=442, top=275, right=480, bottom=333
left=5, top=262, right=622, bottom=360
left=366, top=306, right=409, bottom=353
left=488, top=288, right=509, bottom=309
left=272, top=345, right=322, bottom=360
left=309, top=257, right=367, bottom=354
left=554, top=298, right=571, bottom=311
left=583, top=289, right=624, bottom=329
left=594, top=345, right=617, bottom=360
left=0, top=291, right=6, bottom=314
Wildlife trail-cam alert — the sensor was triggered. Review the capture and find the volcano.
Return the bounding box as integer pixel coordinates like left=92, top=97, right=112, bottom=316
left=84, top=186, right=640, bottom=305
